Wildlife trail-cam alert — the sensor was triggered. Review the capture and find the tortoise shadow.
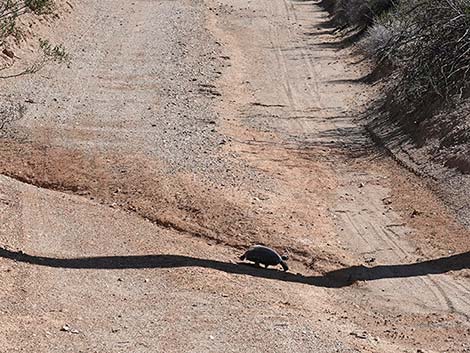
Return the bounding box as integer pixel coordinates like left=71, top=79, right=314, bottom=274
left=0, top=247, right=468, bottom=289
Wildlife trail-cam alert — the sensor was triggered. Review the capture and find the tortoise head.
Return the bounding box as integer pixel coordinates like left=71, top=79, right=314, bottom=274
left=281, top=254, right=289, bottom=261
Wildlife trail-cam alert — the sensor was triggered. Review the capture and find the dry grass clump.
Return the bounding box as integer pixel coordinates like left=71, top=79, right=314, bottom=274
left=364, top=0, right=470, bottom=122
left=327, top=0, right=396, bottom=28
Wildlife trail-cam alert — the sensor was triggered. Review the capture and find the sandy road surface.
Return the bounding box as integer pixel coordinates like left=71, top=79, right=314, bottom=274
left=211, top=0, right=470, bottom=350
left=1, top=0, right=470, bottom=352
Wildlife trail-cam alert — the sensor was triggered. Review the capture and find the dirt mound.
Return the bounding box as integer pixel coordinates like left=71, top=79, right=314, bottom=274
left=0, top=138, right=337, bottom=268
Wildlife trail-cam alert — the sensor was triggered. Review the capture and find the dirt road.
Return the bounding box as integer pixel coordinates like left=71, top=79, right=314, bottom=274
left=1, top=0, right=469, bottom=352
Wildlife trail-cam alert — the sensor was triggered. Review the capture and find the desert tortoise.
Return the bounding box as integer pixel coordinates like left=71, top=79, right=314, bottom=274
left=239, top=245, right=289, bottom=271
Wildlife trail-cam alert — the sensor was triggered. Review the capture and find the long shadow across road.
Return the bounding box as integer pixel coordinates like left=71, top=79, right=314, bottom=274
left=0, top=247, right=468, bottom=288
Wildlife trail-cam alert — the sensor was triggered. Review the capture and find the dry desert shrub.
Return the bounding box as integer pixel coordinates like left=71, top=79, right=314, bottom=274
left=325, top=0, right=470, bottom=138
left=0, top=0, right=54, bottom=43
left=332, top=0, right=396, bottom=28
left=366, top=0, right=470, bottom=119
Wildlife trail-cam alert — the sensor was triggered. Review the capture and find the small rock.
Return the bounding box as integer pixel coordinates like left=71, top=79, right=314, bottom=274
left=350, top=331, right=368, bottom=339
left=2, top=48, right=14, bottom=58
left=61, top=324, right=79, bottom=334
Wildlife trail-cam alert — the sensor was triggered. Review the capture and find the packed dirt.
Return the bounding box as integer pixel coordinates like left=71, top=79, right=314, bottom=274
left=0, top=0, right=469, bottom=352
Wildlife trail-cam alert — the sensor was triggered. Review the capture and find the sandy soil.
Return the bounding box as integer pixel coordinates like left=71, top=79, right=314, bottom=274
left=0, top=0, right=469, bottom=352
